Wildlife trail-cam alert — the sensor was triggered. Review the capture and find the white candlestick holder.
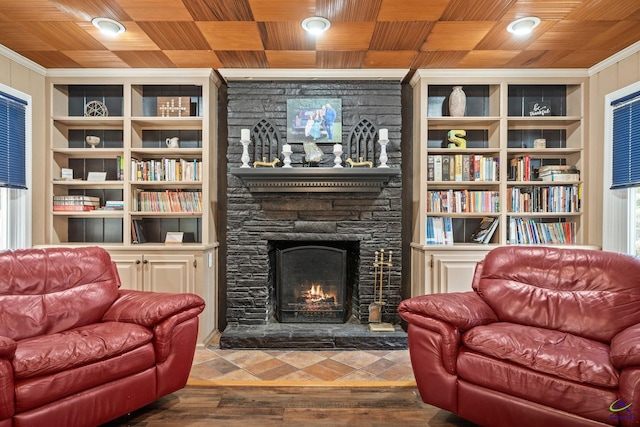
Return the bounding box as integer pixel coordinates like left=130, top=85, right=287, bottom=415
left=333, top=144, right=343, bottom=168
left=378, top=139, right=389, bottom=168
left=240, top=139, right=251, bottom=168
left=282, top=144, right=292, bottom=168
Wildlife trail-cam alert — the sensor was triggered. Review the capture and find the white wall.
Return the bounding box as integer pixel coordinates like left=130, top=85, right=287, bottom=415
left=0, top=46, right=46, bottom=246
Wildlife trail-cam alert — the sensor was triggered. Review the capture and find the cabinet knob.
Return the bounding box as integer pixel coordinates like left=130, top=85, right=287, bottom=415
left=143, top=259, right=148, bottom=264
left=135, top=259, right=141, bottom=265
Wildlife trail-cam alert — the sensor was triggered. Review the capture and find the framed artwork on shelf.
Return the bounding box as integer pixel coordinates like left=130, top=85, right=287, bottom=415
left=286, top=98, right=342, bottom=143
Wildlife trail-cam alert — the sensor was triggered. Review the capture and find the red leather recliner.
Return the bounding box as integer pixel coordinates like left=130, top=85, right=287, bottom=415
left=0, top=246, right=205, bottom=427
left=399, top=246, right=640, bottom=427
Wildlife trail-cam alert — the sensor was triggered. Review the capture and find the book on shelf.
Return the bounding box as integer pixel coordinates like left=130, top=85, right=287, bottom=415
left=103, top=200, right=124, bottom=210
left=425, top=216, right=454, bottom=245
left=433, top=155, right=442, bottom=181
left=53, top=195, right=100, bottom=204
left=53, top=205, right=96, bottom=212
left=131, top=219, right=147, bottom=244
left=116, top=156, right=125, bottom=181
left=427, top=156, right=434, bottom=181
left=441, top=156, right=450, bottom=181
left=469, top=217, right=499, bottom=244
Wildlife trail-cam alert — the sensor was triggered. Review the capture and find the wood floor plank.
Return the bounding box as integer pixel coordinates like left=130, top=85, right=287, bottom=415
left=102, top=385, right=475, bottom=426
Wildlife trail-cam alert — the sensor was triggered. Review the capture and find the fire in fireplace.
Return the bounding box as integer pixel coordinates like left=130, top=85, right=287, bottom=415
left=274, top=241, right=357, bottom=323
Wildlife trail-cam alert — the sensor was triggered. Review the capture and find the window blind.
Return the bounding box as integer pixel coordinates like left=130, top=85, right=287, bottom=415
left=0, top=91, right=28, bottom=189
left=611, top=91, right=640, bottom=189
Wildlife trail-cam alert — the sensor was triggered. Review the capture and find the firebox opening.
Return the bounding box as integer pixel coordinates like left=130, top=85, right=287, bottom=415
left=269, top=240, right=359, bottom=324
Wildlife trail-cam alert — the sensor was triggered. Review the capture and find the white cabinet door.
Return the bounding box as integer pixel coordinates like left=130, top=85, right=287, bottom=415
left=110, top=253, right=143, bottom=291
left=143, top=253, right=196, bottom=294
left=432, top=251, right=489, bottom=294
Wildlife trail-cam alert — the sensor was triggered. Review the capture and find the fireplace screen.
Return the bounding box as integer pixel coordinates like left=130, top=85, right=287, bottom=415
left=276, top=245, right=347, bottom=323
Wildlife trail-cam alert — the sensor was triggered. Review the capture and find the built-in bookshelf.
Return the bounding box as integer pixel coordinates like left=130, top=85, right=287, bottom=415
left=409, top=71, right=589, bottom=296
left=46, top=74, right=217, bottom=247
left=412, top=74, right=585, bottom=247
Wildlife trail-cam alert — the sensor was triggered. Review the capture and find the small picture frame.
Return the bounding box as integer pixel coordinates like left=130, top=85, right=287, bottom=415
left=165, top=231, right=184, bottom=244
left=87, top=171, right=107, bottom=181
left=61, top=168, right=74, bottom=180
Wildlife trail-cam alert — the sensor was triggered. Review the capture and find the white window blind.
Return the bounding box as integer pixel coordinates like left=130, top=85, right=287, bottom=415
left=0, top=90, right=28, bottom=189
left=611, top=91, right=640, bottom=189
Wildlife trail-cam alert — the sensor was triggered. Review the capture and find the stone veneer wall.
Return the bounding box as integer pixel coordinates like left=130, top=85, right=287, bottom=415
left=226, top=81, right=402, bottom=326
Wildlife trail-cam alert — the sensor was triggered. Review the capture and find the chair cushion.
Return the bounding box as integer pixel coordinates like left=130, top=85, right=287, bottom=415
left=457, top=348, right=618, bottom=425
left=462, top=322, right=619, bottom=388
left=12, top=322, right=153, bottom=379
left=476, top=246, right=640, bottom=342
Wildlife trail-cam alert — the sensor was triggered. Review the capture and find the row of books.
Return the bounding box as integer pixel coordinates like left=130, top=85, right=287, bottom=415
left=425, top=216, right=454, bottom=245
left=135, top=190, right=202, bottom=213
left=509, top=155, right=534, bottom=181
left=427, top=190, right=500, bottom=213
left=508, top=185, right=581, bottom=213
left=131, top=158, right=202, bottom=182
left=53, top=195, right=100, bottom=211
left=425, top=216, right=500, bottom=245
left=508, top=218, right=575, bottom=245
left=427, top=154, right=499, bottom=182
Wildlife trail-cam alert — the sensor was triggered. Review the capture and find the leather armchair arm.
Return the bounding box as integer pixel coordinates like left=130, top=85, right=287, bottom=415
left=0, top=336, right=16, bottom=359
left=398, top=292, right=498, bottom=332
left=102, top=290, right=205, bottom=328
left=611, top=324, right=640, bottom=369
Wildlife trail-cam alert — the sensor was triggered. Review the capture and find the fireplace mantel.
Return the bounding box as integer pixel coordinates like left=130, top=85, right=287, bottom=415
left=230, top=167, right=400, bottom=193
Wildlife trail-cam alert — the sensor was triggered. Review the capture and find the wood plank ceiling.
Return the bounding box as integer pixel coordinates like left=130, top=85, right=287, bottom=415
left=0, top=0, right=639, bottom=70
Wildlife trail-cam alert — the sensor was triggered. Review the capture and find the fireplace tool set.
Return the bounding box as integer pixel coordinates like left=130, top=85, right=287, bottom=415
left=369, top=249, right=395, bottom=332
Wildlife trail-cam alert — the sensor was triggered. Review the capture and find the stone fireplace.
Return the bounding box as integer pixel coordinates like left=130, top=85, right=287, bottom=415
left=220, top=80, right=407, bottom=349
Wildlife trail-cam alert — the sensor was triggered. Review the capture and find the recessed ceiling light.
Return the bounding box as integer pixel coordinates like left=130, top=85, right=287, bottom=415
left=92, top=17, right=126, bottom=37
left=301, top=17, right=331, bottom=36
left=507, top=17, right=541, bottom=36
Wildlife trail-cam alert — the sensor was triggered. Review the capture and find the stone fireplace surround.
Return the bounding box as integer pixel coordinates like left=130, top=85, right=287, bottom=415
left=220, top=81, right=407, bottom=349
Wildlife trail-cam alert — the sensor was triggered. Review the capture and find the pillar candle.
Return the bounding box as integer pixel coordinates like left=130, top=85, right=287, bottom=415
left=241, top=129, right=250, bottom=140
left=379, top=128, right=388, bottom=140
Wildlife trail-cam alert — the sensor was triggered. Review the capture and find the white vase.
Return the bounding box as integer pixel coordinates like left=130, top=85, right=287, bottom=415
left=449, top=86, right=466, bottom=117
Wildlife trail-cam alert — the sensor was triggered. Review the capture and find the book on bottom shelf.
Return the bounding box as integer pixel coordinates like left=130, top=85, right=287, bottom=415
left=426, top=216, right=454, bottom=245
left=469, top=217, right=499, bottom=244
left=131, top=219, right=147, bottom=244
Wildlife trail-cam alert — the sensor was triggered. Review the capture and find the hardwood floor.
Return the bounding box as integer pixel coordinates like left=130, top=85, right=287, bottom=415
left=103, top=385, right=476, bottom=426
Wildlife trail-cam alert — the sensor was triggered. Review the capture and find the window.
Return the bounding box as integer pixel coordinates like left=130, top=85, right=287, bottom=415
left=604, top=81, right=640, bottom=256
left=0, top=83, right=31, bottom=250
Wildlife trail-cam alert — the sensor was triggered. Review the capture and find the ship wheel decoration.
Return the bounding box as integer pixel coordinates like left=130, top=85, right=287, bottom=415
left=84, top=100, right=109, bottom=117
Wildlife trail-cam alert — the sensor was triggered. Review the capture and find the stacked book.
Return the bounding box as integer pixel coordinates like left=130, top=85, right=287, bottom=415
left=53, top=195, right=100, bottom=212
left=103, top=200, right=124, bottom=210
left=537, top=165, right=580, bottom=182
